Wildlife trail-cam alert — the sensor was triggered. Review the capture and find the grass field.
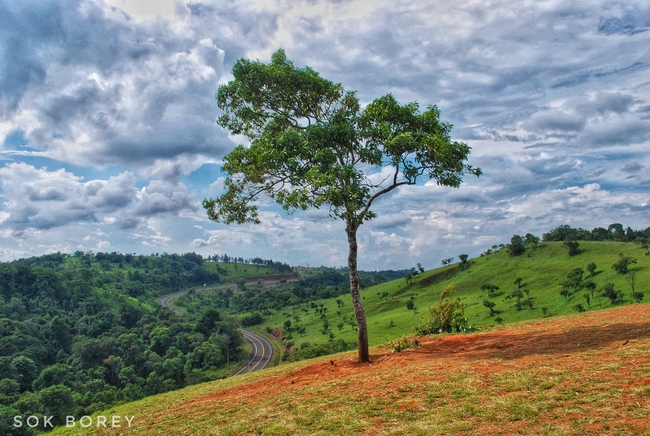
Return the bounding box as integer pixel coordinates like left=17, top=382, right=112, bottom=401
left=252, top=241, right=649, bottom=348
left=203, top=261, right=278, bottom=280
left=52, top=302, right=650, bottom=435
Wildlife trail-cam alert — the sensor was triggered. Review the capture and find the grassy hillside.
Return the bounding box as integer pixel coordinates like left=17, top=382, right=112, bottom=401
left=203, top=261, right=275, bottom=280
left=51, top=303, right=650, bottom=435
left=252, top=241, right=649, bottom=349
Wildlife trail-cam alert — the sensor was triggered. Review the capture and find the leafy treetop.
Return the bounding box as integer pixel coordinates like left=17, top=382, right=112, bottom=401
left=205, top=49, right=481, bottom=227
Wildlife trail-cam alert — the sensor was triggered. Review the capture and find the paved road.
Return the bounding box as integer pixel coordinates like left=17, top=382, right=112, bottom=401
left=157, top=291, right=186, bottom=315
left=156, top=289, right=274, bottom=374
left=234, top=328, right=275, bottom=375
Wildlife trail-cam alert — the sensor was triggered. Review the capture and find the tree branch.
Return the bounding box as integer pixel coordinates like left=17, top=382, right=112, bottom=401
left=358, top=178, right=411, bottom=223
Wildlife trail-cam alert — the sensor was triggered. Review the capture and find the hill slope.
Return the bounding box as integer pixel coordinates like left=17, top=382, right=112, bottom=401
left=52, top=303, right=650, bottom=435
left=253, top=241, right=649, bottom=352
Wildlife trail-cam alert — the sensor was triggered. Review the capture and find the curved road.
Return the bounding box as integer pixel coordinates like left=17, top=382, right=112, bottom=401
left=157, top=291, right=186, bottom=315
left=157, top=290, right=274, bottom=374
left=234, top=329, right=274, bottom=375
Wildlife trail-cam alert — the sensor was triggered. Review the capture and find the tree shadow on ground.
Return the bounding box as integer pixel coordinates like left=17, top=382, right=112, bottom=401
left=415, top=321, right=650, bottom=362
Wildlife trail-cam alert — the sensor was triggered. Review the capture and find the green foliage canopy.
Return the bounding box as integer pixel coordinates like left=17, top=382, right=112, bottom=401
left=204, top=49, right=481, bottom=225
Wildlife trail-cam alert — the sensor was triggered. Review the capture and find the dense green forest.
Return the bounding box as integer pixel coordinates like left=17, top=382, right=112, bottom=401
left=0, top=251, right=245, bottom=434
left=542, top=223, right=650, bottom=242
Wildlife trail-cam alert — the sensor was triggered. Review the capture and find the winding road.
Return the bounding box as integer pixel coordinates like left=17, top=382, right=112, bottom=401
left=157, top=289, right=274, bottom=374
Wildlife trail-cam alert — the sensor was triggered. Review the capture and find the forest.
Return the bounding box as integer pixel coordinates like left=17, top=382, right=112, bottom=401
left=0, top=251, right=243, bottom=433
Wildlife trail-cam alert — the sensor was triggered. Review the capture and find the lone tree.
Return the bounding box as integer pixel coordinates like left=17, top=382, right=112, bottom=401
left=203, top=50, right=481, bottom=363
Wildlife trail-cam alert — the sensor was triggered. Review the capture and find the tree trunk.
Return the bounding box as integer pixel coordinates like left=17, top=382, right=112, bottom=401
left=346, top=220, right=370, bottom=363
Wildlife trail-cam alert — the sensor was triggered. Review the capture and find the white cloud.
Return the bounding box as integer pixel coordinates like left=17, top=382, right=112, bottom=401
left=0, top=163, right=137, bottom=232
left=1, top=0, right=650, bottom=268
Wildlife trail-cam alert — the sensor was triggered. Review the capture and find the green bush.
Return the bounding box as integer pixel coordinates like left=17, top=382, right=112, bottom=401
left=240, top=313, right=263, bottom=327
left=414, top=285, right=472, bottom=335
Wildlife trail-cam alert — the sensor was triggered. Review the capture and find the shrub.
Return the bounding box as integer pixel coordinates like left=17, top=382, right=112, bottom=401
left=586, top=262, right=597, bottom=276
left=414, top=285, right=471, bottom=335
left=480, top=283, right=499, bottom=296
left=612, top=253, right=637, bottom=274
left=600, top=283, right=623, bottom=304
left=241, top=313, right=263, bottom=327
left=564, top=240, right=580, bottom=256
left=572, top=304, right=586, bottom=313
left=284, top=339, right=351, bottom=362
left=389, top=336, right=420, bottom=353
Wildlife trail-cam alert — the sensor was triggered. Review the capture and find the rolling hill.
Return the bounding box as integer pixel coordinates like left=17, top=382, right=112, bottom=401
left=249, top=241, right=649, bottom=356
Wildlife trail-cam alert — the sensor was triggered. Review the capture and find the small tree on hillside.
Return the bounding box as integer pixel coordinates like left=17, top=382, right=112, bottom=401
left=625, top=271, right=644, bottom=303
left=480, top=283, right=499, bottom=297
left=523, top=288, right=533, bottom=309
left=612, top=253, right=637, bottom=274
left=505, top=288, right=524, bottom=310
left=482, top=299, right=497, bottom=316
left=458, top=254, right=469, bottom=270
left=586, top=262, right=597, bottom=277
left=559, top=286, right=570, bottom=300
left=525, top=233, right=540, bottom=249
left=584, top=281, right=597, bottom=299
left=204, top=49, right=481, bottom=362
left=600, top=282, right=623, bottom=304
left=563, top=268, right=584, bottom=293
left=508, top=235, right=525, bottom=256
left=564, top=239, right=580, bottom=256
left=441, top=257, right=454, bottom=267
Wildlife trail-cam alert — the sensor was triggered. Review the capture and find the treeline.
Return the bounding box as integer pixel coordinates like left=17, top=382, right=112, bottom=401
left=14, top=251, right=219, bottom=298
left=204, top=254, right=293, bottom=273
left=542, top=223, right=650, bottom=243
left=0, top=253, right=242, bottom=434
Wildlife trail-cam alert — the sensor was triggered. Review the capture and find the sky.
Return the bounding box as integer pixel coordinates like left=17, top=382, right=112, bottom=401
left=0, top=0, right=649, bottom=270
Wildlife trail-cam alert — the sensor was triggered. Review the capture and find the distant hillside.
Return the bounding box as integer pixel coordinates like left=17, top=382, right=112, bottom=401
left=249, top=239, right=649, bottom=361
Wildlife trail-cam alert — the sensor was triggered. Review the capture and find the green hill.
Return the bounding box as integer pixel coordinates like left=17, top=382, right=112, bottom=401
left=249, top=241, right=649, bottom=355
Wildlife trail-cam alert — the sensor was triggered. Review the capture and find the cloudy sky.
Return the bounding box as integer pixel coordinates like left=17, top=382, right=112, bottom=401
left=1, top=0, right=649, bottom=270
